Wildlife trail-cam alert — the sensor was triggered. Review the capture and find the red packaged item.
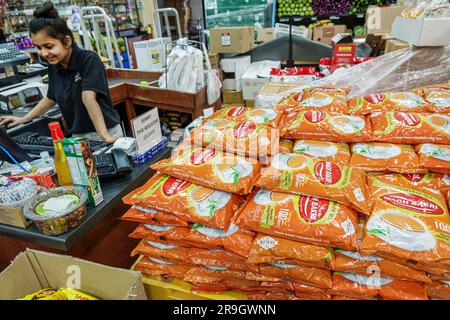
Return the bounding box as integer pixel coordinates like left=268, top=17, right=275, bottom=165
left=234, top=189, right=359, bottom=250
left=120, top=206, right=189, bottom=227
left=134, top=256, right=192, bottom=278
left=276, top=87, right=350, bottom=113
left=281, top=111, right=372, bottom=142
left=246, top=263, right=332, bottom=289
left=131, top=239, right=258, bottom=272
left=129, top=223, right=254, bottom=257
left=183, top=265, right=248, bottom=283
left=425, top=280, right=450, bottom=300
left=123, top=173, right=243, bottom=230
left=190, top=279, right=263, bottom=294
left=416, top=143, right=450, bottom=175
left=417, top=84, right=450, bottom=114
left=255, top=153, right=372, bottom=214
left=370, top=112, right=450, bottom=144
left=247, top=233, right=334, bottom=269
left=329, top=272, right=428, bottom=300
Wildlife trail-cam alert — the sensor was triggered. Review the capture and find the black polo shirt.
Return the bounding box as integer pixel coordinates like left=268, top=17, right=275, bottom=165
left=46, top=44, right=120, bottom=134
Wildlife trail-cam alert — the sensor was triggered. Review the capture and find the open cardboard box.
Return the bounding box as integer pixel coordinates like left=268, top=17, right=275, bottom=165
left=391, top=17, right=450, bottom=46
left=0, top=249, right=147, bottom=300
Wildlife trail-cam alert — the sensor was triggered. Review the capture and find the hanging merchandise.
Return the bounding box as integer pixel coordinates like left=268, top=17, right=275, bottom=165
left=158, top=38, right=206, bottom=94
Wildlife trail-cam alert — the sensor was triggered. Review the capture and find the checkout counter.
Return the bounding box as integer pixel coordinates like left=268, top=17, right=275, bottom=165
left=0, top=43, right=173, bottom=271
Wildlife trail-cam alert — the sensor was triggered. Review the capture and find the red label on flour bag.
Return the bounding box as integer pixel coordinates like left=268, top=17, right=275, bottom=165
left=163, top=178, right=191, bottom=197
left=305, top=111, right=326, bottom=123
left=299, top=196, right=329, bottom=223
left=234, top=122, right=256, bottom=138
left=381, top=193, right=444, bottom=215
left=314, top=161, right=342, bottom=185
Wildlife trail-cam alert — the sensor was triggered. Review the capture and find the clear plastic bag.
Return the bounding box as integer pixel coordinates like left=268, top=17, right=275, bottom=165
left=0, top=177, right=38, bottom=208
left=255, top=45, right=450, bottom=108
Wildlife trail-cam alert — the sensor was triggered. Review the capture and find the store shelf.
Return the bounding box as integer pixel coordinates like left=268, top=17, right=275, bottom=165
left=0, top=147, right=171, bottom=251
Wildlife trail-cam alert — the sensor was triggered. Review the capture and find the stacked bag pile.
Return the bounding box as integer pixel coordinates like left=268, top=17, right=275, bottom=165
left=121, top=83, right=450, bottom=299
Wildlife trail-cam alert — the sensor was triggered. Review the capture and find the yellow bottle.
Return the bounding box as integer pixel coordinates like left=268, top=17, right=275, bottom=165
left=49, top=122, right=73, bottom=186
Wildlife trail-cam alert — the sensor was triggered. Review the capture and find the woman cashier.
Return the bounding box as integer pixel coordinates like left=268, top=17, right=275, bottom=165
left=0, top=2, right=122, bottom=143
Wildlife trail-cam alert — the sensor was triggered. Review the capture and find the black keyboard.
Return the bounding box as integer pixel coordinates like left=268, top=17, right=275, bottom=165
left=14, top=135, right=110, bottom=155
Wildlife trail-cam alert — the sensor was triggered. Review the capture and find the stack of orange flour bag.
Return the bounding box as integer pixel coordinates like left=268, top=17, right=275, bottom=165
left=121, top=82, right=450, bottom=300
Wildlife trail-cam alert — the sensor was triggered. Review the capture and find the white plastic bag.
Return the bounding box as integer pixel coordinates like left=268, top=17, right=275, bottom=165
left=201, top=43, right=222, bottom=105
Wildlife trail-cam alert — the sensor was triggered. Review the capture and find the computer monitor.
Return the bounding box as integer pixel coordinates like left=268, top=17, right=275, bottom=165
left=0, top=126, right=32, bottom=163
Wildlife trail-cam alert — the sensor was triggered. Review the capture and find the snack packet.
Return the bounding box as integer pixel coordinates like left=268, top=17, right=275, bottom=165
left=281, top=111, right=372, bottom=142
left=329, top=272, right=428, bottom=300
left=278, top=139, right=294, bottom=154
left=350, top=143, right=424, bottom=173
left=418, top=84, right=450, bottom=113
left=275, top=87, right=350, bottom=113
left=416, top=143, right=450, bottom=175
left=370, top=112, right=450, bottom=144
left=205, top=106, right=283, bottom=128
left=255, top=153, right=372, bottom=214
left=348, top=92, right=431, bottom=115
left=425, top=280, right=450, bottom=300
left=293, top=140, right=350, bottom=165
left=360, top=174, right=450, bottom=268
left=123, top=173, right=243, bottom=230
left=59, top=288, right=98, bottom=300
left=247, top=262, right=331, bottom=288
left=234, top=189, right=358, bottom=250
left=190, top=119, right=280, bottom=158
left=121, top=206, right=189, bottom=227
left=247, top=233, right=334, bottom=269
left=131, top=239, right=258, bottom=273
left=151, top=148, right=261, bottom=195
left=18, top=288, right=67, bottom=300
left=129, top=223, right=254, bottom=257
left=183, top=265, right=248, bottom=283
left=134, top=256, right=192, bottom=278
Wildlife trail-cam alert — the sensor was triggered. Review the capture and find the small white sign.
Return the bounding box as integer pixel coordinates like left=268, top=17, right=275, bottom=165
left=131, top=108, right=162, bottom=154
left=221, top=33, right=231, bottom=47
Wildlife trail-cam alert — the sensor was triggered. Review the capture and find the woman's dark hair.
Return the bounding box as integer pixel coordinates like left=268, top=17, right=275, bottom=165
left=29, top=1, right=74, bottom=46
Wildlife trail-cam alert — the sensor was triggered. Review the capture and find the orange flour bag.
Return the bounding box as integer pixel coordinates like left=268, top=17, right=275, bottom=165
left=121, top=206, right=189, bottom=226
left=259, top=281, right=331, bottom=299
left=190, top=120, right=280, bottom=158
left=293, top=140, right=351, bottom=165
left=329, top=272, right=428, bottom=300
left=416, top=143, right=450, bottom=175
left=348, top=92, right=431, bottom=115
left=370, top=112, right=450, bottom=144
left=332, top=295, right=364, bottom=300
left=129, top=223, right=255, bottom=257
left=425, top=280, right=450, bottom=300
left=234, top=189, right=358, bottom=250
left=123, top=173, right=242, bottom=230
left=183, top=266, right=248, bottom=283
left=255, top=153, right=372, bottom=214
left=248, top=293, right=301, bottom=300
left=371, top=173, right=450, bottom=193
left=246, top=263, right=332, bottom=288
left=134, top=257, right=193, bottom=278
left=281, top=111, right=372, bottom=142
left=275, top=87, right=350, bottom=113
left=360, top=174, right=450, bottom=269
left=247, top=233, right=334, bottom=269
left=205, top=106, right=283, bottom=128
left=131, top=239, right=258, bottom=272
left=418, top=84, right=450, bottom=114
left=349, top=142, right=424, bottom=173
left=279, top=139, right=294, bottom=154
left=151, top=148, right=261, bottom=195
left=333, top=249, right=431, bottom=283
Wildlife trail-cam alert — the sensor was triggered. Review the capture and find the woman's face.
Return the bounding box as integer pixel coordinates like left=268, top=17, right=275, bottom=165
left=31, top=31, right=71, bottom=65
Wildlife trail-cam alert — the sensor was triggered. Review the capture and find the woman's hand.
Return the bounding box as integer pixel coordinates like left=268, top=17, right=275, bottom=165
left=0, top=116, right=28, bottom=127
left=101, top=133, right=119, bottom=144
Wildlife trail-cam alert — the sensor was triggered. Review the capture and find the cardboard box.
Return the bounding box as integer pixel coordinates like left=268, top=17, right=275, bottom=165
left=384, top=38, right=410, bottom=53
left=259, top=83, right=299, bottom=96
left=313, top=25, right=347, bottom=45
left=220, top=56, right=251, bottom=91
left=257, top=28, right=275, bottom=43
left=222, top=90, right=244, bottom=104
left=391, top=17, right=450, bottom=46
left=0, top=249, right=147, bottom=300
left=208, top=52, right=220, bottom=70
left=0, top=205, right=31, bottom=228
left=274, top=23, right=311, bottom=40
left=366, top=5, right=406, bottom=34
left=209, top=27, right=255, bottom=54
left=241, top=60, right=281, bottom=100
